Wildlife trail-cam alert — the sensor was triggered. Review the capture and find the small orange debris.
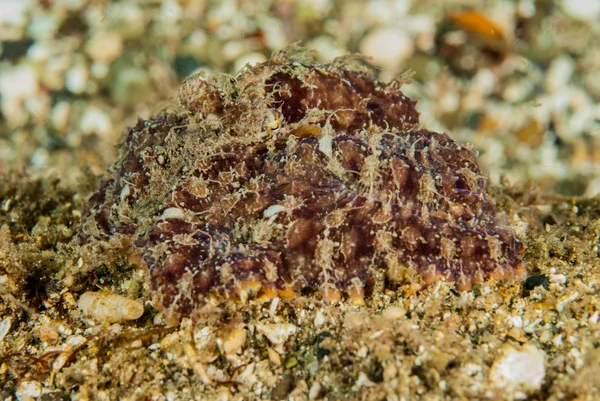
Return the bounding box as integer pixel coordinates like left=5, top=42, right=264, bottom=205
left=448, top=10, right=505, bottom=40
left=288, top=123, right=322, bottom=138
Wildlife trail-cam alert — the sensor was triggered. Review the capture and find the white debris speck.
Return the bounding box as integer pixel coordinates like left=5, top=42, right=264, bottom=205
left=162, top=207, right=185, bottom=220
left=549, top=274, right=567, bottom=284
left=256, top=323, right=296, bottom=345
left=263, top=204, right=286, bottom=219
left=490, top=344, right=546, bottom=395
left=314, top=310, right=325, bottom=327
left=318, top=132, right=333, bottom=157
left=510, top=315, right=523, bottom=328
left=78, top=291, right=144, bottom=323
left=381, top=306, right=406, bottom=320
left=556, top=291, right=580, bottom=312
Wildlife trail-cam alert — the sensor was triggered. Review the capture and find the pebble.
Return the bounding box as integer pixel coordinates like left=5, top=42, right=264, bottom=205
left=39, top=324, right=60, bottom=344
left=78, top=291, right=144, bottom=323
left=560, top=0, right=600, bottom=23
left=381, top=306, right=407, bottom=320
left=359, top=26, right=413, bottom=70
left=15, top=381, right=42, bottom=401
left=0, top=0, right=28, bottom=32
left=79, top=106, right=112, bottom=136
left=355, top=371, right=376, bottom=388
left=308, top=381, right=322, bottom=400
left=106, top=2, right=145, bottom=38
left=50, top=100, right=71, bottom=133
left=545, top=56, right=574, bottom=93
left=0, top=65, right=39, bottom=127
left=65, top=60, right=89, bottom=94
left=313, top=310, right=325, bottom=327
left=85, top=31, right=124, bottom=63
left=489, top=344, right=546, bottom=395
left=0, top=64, right=39, bottom=101
left=110, top=67, right=152, bottom=105
left=232, top=52, right=267, bottom=74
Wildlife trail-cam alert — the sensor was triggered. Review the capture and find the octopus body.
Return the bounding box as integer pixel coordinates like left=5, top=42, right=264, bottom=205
left=80, top=50, right=524, bottom=318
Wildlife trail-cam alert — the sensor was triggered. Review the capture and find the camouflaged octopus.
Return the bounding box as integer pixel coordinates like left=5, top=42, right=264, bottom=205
left=80, top=50, right=524, bottom=318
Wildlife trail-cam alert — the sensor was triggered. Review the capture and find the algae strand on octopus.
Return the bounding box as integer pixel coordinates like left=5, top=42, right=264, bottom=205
left=79, top=49, right=525, bottom=318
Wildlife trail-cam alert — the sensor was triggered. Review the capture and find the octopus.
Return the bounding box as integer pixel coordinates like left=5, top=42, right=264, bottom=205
left=80, top=48, right=524, bottom=319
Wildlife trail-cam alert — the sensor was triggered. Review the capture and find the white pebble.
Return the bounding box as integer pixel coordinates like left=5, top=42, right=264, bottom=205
left=314, top=310, right=326, bottom=327
left=28, top=13, right=60, bottom=40
left=85, top=31, right=124, bottom=62
left=308, top=381, right=322, bottom=400
left=51, top=101, right=71, bottom=132
left=65, top=61, right=89, bottom=94
left=490, top=344, right=546, bottom=394
left=0, top=0, right=28, bottom=27
left=355, top=371, right=376, bottom=388
left=509, top=315, right=523, bottom=328
left=233, top=52, right=267, bottom=74
left=106, top=2, right=145, bottom=38
left=545, top=56, right=574, bottom=92
left=381, top=306, right=406, bottom=320
left=472, top=69, right=497, bottom=95
left=0, top=64, right=38, bottom=100
left=79, top=106, right=112, bottom=136
left=549, top=274, right=567, bottom=284
left=30, top=148, right=49, bottom=168
left=78, top=291, right=144, bottom=323
left=359, top=27, right=413, bottom=69
left=561, top=0, right=600, bottom=23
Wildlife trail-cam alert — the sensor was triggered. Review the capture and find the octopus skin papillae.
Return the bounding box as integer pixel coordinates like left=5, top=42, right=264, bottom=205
left=80, top=50, right=524, bottom=318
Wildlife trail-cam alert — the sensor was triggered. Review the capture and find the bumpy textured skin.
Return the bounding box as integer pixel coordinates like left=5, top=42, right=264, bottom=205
left=80, top=51, right=524, bottom=317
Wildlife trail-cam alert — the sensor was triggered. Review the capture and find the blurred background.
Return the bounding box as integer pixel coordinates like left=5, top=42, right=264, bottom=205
left=0, top=0, right=599, bottom=196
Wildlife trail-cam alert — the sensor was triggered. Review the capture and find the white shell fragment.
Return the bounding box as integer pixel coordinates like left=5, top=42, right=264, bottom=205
left=78, top=291, right=144, bottom=323
left=16, top=381, right=42, bottom=400
left=222, top=327, right=247, bottom=355
left=490, top=344, right=546, bottom=396
left=0, top=317, right=11, bottom=343
left=256, top=323, right=297, bottom=345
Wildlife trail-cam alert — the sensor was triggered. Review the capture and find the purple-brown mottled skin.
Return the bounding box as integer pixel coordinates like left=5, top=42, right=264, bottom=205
left=80, top=50, right=524, bottom=317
